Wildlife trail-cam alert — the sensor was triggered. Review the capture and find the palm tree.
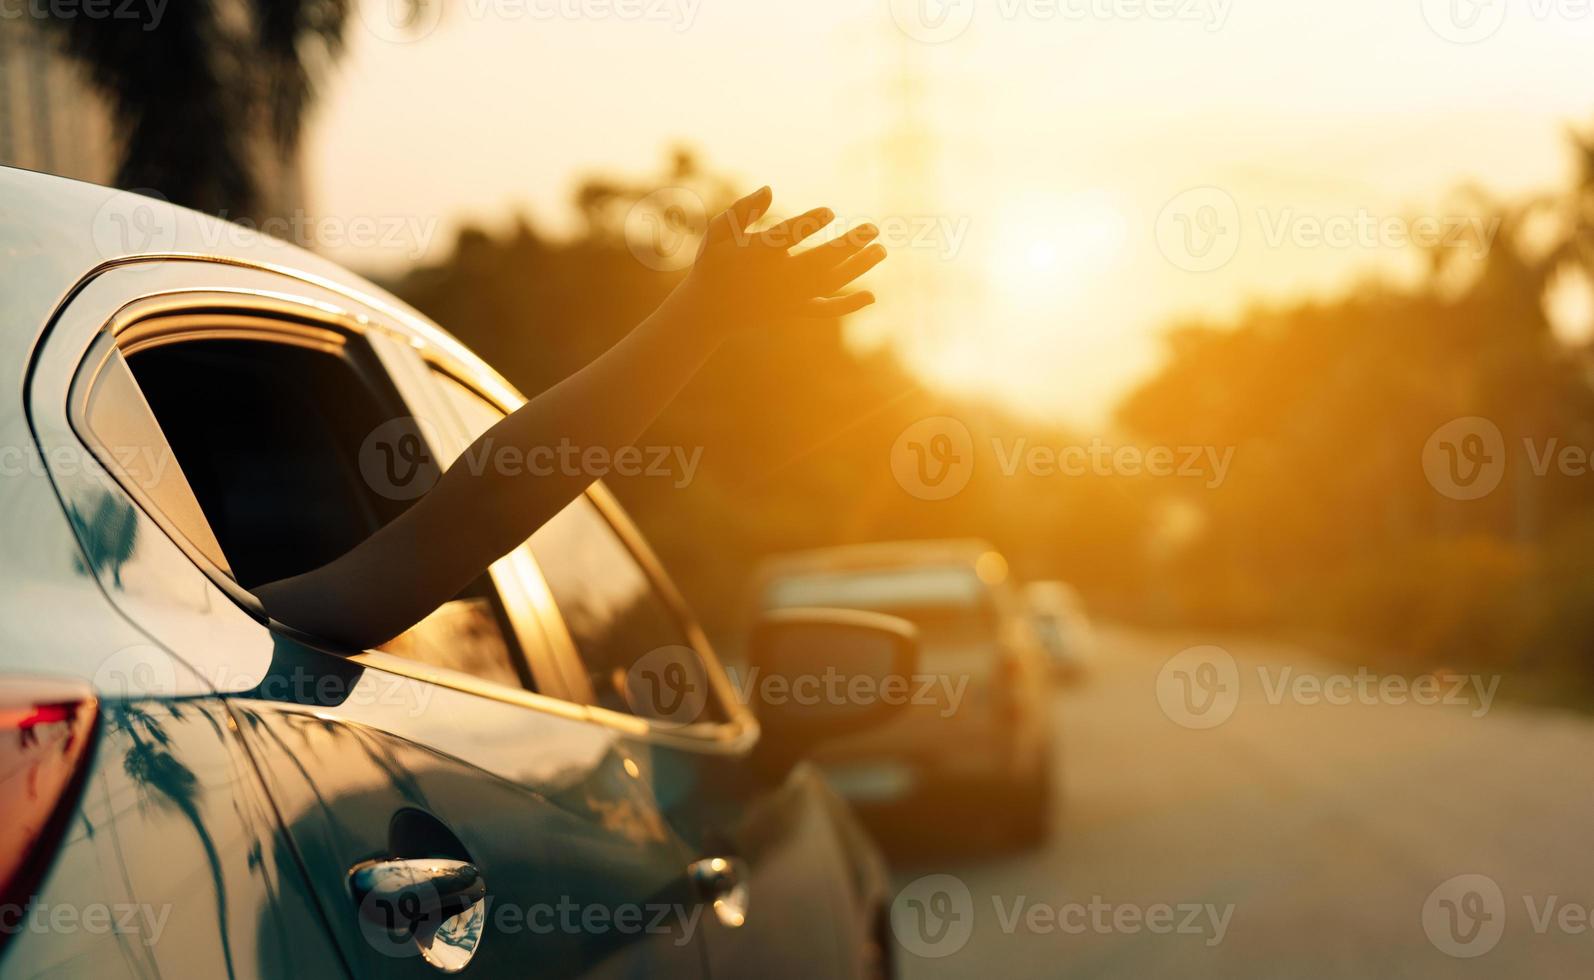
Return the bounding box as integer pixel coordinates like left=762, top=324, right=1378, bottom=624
left=44, top=0, right=423, bottom=216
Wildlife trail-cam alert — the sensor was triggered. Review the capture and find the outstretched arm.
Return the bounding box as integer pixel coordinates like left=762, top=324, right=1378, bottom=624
left=255, top=187, right=886, bottom=649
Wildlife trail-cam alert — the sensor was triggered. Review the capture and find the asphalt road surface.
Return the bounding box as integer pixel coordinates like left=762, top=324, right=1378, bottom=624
left=890, top=627, right=1594, bottom=978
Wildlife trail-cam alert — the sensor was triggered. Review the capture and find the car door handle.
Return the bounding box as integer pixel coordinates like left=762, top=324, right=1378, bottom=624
left=348, top=858, right=487, bottom=972
left=350, top=858, right=485, bottom=922
left=689, top=856, right=750, bottom=928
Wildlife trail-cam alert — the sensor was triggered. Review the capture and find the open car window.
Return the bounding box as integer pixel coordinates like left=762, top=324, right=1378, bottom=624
left=76, top=316, right=536, bottom=693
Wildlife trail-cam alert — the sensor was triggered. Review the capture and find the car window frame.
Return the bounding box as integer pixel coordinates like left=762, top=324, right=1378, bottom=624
left=64, top=288, right=570, bottom=696
left=419, top=365, right=756, bottom=749
left=73, top=311, right=410, bottom=594
left=43, top=260, right=756, bottom=753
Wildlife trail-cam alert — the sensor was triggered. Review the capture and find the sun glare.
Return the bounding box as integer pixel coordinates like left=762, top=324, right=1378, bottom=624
left=986, top=192, right=1128, bottom=310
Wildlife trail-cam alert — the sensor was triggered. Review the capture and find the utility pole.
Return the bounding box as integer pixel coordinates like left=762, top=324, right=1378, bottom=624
left=846, top=14, right=986, bottom=372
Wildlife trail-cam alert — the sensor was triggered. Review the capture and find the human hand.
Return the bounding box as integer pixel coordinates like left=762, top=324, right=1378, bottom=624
left=675, top=186, right=886, bottom=336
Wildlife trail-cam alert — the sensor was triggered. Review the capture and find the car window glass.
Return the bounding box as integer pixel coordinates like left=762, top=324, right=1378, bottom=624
left=433, top=371, right=504, bottom=444
left=127, top=337, right=403, bottom=585
left=102, top=327, right=532, bottom=690
left=375, top=587, right=524, bottom=690
left=430, top=369, right=722, bottom=721
left=527, top=496, right=718, bottom=720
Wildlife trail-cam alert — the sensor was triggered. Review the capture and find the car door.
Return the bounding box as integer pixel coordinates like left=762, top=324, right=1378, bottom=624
left=31, top=259, right=712, bottom=979
left=424, top=373, right=894, bottom=979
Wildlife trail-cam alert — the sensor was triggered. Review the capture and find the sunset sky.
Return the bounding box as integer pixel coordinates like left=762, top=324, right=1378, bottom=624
left=307, top=0, right=1594, bottom=425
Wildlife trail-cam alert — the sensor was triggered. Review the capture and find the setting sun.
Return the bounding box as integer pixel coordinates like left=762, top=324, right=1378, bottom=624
left=985, top=192, right=1129, bottom=309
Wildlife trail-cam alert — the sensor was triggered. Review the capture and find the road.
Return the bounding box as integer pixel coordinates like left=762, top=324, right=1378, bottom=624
left=890, top=627, right=1594, bottom=978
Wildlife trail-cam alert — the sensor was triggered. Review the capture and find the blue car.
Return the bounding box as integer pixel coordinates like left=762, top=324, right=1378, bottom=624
left=0, top=166, right=916, bottom=979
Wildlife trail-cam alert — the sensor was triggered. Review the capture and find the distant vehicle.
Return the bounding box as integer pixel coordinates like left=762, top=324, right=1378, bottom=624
left=753, top=540, right=1054, bottom=849
left=0, top=166, right=908, bottom=980
left=1024, top=581, right=1095, bottom=682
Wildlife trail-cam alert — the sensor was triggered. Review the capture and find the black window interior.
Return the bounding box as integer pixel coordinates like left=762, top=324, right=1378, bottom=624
left=127, top=337, right=415, bottom=589
left=120, top=329, right=535, bottom=690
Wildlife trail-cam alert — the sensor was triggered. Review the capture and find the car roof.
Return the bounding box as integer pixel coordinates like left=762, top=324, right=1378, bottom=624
left=0, top=165, right=503, bottom=421
left=754, top=539, right=1002, bottom=578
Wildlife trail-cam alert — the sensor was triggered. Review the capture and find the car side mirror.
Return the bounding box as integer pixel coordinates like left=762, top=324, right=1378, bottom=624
left=745, top=608, right=919, bottom=755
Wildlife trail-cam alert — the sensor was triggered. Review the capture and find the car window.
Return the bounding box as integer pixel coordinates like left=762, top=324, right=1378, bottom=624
left=88, top=322, right=534, bottom=691
left=432, top=371, right=504, bottom=453
left=430, top=372, right=722, bottom=723
left=528, top=497, right=722, bottom=721
left=127, top=336, right=409, bottom=586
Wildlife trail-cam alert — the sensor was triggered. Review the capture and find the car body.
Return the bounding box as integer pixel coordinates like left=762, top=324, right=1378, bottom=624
left=0, top=166, right=900, bottom=979
left=1023, top=581, right=1094, bottom=682
left=751, top=541, right=1055, bottom=850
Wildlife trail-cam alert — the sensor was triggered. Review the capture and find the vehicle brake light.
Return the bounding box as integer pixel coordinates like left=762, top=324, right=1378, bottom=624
left=0, top=678, right=99, bottom=921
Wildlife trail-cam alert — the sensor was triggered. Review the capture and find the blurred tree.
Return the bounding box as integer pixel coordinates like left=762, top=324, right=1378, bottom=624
left=1118, top=125, right=1594, bottom=689
left=43, top=0, right=424, bottom=215
left=390, top=149, right=1157, bottom=638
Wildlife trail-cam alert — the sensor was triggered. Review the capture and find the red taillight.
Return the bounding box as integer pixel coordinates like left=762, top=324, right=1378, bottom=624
left=0, top=678, right=99, bottom=912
